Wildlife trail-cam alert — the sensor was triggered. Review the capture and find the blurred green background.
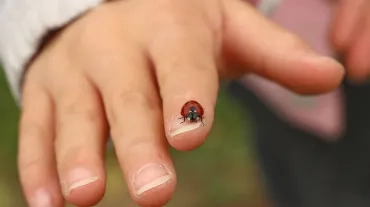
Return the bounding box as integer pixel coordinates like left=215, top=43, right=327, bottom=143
left=0, top=67, right=270, bottom=206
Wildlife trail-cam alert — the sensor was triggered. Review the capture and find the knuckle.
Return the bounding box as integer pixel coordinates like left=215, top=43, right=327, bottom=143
left=18, top=156, right=41, bottom=177
left=65, top=101, right=98, bottom=120
left=150, top=2, right=198, bottom=33
left=18, top=153, right=44, bottom=181
left=115, top=91, right=151, bottom=107
left=19, top=121, right=46, bottom=142
left=56, top=88, right=102, bottom=127
left=18, top=124, right=48, bottom=173
left=117, top=138, right=156, bottom=157
left=59, top=101, right=101, bottom=127
left=107, top=91, right=157, bottom=125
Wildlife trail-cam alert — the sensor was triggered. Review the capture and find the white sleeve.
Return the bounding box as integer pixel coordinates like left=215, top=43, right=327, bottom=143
left=0, top=0, right=103, bottom=103
left=256, top=0, right=280, bottom=15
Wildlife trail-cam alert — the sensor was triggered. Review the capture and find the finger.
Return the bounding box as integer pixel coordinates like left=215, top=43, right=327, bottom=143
left=52, top=73, right=107, bottom=207
left=330, top=0, right=368, bottom=51
left=148, top=18, right=218, bottom=151
left=223, top=0, right=345, bottom=94
left=18, top=79, right=63, bottom=207
left=346, top=4, right=370, bottom=81
left=93, top=46, right=176, bottom=207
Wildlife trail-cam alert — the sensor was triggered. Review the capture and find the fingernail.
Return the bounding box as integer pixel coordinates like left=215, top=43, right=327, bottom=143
left=31, top=189, right=52, bottom=207
left=169, top=114, right=205, bottom=137
left=62, top=168, right=100, bottom=196
left=133, top=163, right=171, bottom=196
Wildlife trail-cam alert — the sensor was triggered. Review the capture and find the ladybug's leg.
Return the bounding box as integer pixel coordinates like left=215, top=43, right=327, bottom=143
left=200, top=117, right=205, bottom=126
left=178, top=117, right=186, bottom=124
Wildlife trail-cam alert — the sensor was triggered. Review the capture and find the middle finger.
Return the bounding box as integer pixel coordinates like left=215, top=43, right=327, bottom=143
left=93, top=44, right=177, bottom=207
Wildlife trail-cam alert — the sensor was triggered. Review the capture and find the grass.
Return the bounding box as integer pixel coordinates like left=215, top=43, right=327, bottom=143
left=0, top=67, right=269, bottom=206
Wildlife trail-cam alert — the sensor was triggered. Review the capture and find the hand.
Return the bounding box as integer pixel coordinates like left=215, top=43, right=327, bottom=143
left=331, top=0, right=370, bottom=81
left=18, top=0, right=344, bottom=206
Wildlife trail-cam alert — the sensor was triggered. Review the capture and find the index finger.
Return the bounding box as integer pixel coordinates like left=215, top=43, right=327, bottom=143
left=148, top=19, right=218, bottom=151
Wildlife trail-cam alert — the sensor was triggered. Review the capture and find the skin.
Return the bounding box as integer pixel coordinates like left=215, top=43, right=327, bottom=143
left=330, top=0, right=370, bottom=81
left=16, top=0, right=370, bottom=206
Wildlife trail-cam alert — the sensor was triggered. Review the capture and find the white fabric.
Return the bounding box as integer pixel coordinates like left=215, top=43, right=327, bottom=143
left=0, top=0, right=103, bottom=103
left=257, top=0, right=280, bottom=14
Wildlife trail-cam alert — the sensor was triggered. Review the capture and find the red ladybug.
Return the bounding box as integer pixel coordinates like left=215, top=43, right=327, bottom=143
left=179, top=100, right=205, bottom=125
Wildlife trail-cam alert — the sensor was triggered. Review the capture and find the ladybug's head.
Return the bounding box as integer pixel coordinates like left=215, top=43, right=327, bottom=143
left=189, top=106, right=197, bottom=112
left=186, top=111, right=201, bottom=122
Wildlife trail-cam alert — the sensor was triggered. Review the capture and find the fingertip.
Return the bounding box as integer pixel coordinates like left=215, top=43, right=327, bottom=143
left=311, top=56, right=345, bottom=90
left=168, top=120, right=212, bottom=151
left=131, top=174, right=177, bottom=207
left=58, top=163, right=106, bottom=207
left=64, top=177, right=105, bottom=207
left=345, top=51, right=369, bottom=83
left=223, top=0, right=344, bottom=94
left=27, top=187, right=64, bottom=207
left=281, top=55, right=345, bottom=94
left=19, top=151, right=64, bottom=207
left=124, top=163, right=177, bottom=207
left=166, top=108, right=214, bottom=151
left=343, top=19, right=370, bottom=83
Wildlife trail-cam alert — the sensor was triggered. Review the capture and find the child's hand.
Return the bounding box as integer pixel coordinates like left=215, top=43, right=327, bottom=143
left=331, top=0, right=370, bottom=81
left=19, top=0, right=344, bottom=206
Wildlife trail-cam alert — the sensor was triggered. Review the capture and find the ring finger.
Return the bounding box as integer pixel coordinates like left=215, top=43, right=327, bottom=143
left=52, top=71, right=108, bottom=207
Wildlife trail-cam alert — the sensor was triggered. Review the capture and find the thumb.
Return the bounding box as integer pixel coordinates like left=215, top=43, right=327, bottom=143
left=222, top=0, right=345, bottom=94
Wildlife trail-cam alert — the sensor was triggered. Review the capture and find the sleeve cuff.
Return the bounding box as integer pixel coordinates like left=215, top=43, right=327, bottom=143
left=0, top=0, right=103, bottom=103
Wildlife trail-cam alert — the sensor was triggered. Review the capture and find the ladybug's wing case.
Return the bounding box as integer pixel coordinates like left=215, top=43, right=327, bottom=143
left=181, top=100, right=204, bottom=116
left=180, top=109, right=186, bottom=117
left=183, top=101, right=191, bottom=106
left=197, top=104, right=204, bottom=116
left=181, top=103, right=191, bottom=117
left=181, top=101, right=192, bottom=117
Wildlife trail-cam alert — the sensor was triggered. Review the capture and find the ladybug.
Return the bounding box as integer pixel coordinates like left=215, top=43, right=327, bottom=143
left=179, top=100, right=205, bottom=125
